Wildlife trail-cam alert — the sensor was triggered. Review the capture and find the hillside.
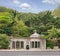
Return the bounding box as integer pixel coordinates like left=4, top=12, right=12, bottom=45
left=0, top=6, right=60, bottom=38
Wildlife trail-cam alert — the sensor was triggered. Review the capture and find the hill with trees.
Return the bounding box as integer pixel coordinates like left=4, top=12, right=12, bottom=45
left=0, top=6, right=60, bottom=49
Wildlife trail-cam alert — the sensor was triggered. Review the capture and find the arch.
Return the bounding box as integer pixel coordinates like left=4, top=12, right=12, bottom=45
left=31, top=41, right=40, bottom=48
left=16, top=41, right=20, bottom=49
left=12, top=41, right=15, bottom=49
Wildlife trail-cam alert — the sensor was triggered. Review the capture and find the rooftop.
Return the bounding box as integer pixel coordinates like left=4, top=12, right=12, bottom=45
left=30, top=30, right=40, bottom=38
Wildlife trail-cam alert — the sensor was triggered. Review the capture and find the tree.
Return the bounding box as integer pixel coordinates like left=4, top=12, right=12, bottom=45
left=41, top=11, right=53, bottom=25
left=55, top=17, right=60, bottom=28
left=0, top=6, right=8, bottom=12
left=4, top=27, right=12, bottom=36
left=0, top=16, right=12, bottom=28
left=0, top=12, right=13, bottom=35
left=47, top=27, right=60, bottom=39
left=46, top=39, right=54, bottom=49
left=12, top=20, right=29, bottom=37
left=52, top=5, right=60, bottom=17
left=0, top=12, right=12, bottom=28
left=0, top=34, right=10, bottom=49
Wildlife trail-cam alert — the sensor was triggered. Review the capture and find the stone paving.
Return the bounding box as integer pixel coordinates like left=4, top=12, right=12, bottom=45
left=0, top=51, right=60, bottom=56
left=0, top=49, right=60, bottom=56
left=0, top=49, right=60, bottom=51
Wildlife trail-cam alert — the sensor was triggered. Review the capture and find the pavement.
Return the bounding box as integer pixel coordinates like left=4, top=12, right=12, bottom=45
left=0, top=51, right=60, bottom=56
left=0, top=49, right=60, bottom=56
left=0, top=49, right=60, bottom=51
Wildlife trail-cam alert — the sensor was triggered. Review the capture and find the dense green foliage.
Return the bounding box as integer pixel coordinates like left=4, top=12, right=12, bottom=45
left=52, top=6, right=60, bottom=17
left=57, top=39, right=60, bottom=48
left=0, top=6, right=60, bottom=38
left=46, top=39, right=54, bottom=49
left=0, top=34, right=10, bottom=49
left=0, top=6, right=60, bottom=48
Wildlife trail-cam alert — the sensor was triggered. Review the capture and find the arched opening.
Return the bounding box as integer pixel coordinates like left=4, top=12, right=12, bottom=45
left=31, top=41, right=40, bottom=48
left=21, top=41, right=24, bottom=48
left=12, top=41, right=15, bottom=49
left=16, top=41, right=20, bottom=49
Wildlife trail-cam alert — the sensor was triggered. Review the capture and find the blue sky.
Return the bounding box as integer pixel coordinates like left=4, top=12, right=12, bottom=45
left=0, top=0, right=60, bottom=13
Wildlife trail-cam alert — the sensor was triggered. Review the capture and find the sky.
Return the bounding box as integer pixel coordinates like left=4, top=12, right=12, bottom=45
left=0, top=0, right=60, bottom=13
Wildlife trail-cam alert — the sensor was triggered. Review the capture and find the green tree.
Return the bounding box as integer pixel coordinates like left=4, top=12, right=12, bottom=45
left=52, top=6, right=60, bottom=17
left=55, top=17, right=60, bottom=28
left=0, top=34, right=10, bottom=49
left=12, top=20, right=29, bottom=37
left=0, top=12, right=13, bottom=35
left=47, top=27, right=60, bottom=39
left=46, top=39, right=54, bottom=49
left=0, top=12, right=12, bottom=28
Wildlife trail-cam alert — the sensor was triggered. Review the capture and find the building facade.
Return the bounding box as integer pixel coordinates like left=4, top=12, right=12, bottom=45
left=9, top=31, right=46, bottom=50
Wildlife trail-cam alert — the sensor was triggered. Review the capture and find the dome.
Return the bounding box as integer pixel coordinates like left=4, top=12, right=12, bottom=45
left=30, top=31, right=40, bottom=38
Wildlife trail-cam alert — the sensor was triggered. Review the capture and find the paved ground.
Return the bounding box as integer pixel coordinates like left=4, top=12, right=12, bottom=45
left=0, top=51, right=60, bottom=56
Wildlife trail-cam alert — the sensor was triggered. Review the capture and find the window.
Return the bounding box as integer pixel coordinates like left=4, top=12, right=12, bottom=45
left=35, top=41, right=37, bottom=48
left=38, top=42, right=40, bottom=48
left=12, top=41, right=15, bottom=49
left=16, top=41, right=20, bottom=49
left=12, top=41, right=24, bottom=49
left=31, top=41, right=40, bottom=48
left=31, top=42, right=34, bottom=48
left=21, top=41, right=24, bottom=48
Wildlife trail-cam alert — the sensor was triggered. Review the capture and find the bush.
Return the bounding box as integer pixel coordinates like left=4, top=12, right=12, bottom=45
left=57, top=39, right=60, bottom=48
left=0, top=34, right=10, bottom=49
left=46, top=39, right=54, bottom=49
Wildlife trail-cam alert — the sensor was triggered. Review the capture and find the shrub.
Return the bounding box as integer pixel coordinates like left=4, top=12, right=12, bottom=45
left=57, top=39, right=60, bottom=48
left=46, top=39, right=54, bottom=49
left=0, top=34, right=10, bottom=49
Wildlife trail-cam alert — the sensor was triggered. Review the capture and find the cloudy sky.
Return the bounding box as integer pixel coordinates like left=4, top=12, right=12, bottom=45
left=0, top=0, right=60, bottom=13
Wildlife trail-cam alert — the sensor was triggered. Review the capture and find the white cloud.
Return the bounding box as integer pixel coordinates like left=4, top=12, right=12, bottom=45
left=42, top=0, right=60, bottom=5
left=13, top=0, right=20, bottom=4
left=20, top=3, right=31, bottom=9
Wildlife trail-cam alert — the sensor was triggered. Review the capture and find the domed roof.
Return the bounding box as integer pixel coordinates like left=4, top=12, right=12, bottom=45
left=30, top=30, right=40, bottom=38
